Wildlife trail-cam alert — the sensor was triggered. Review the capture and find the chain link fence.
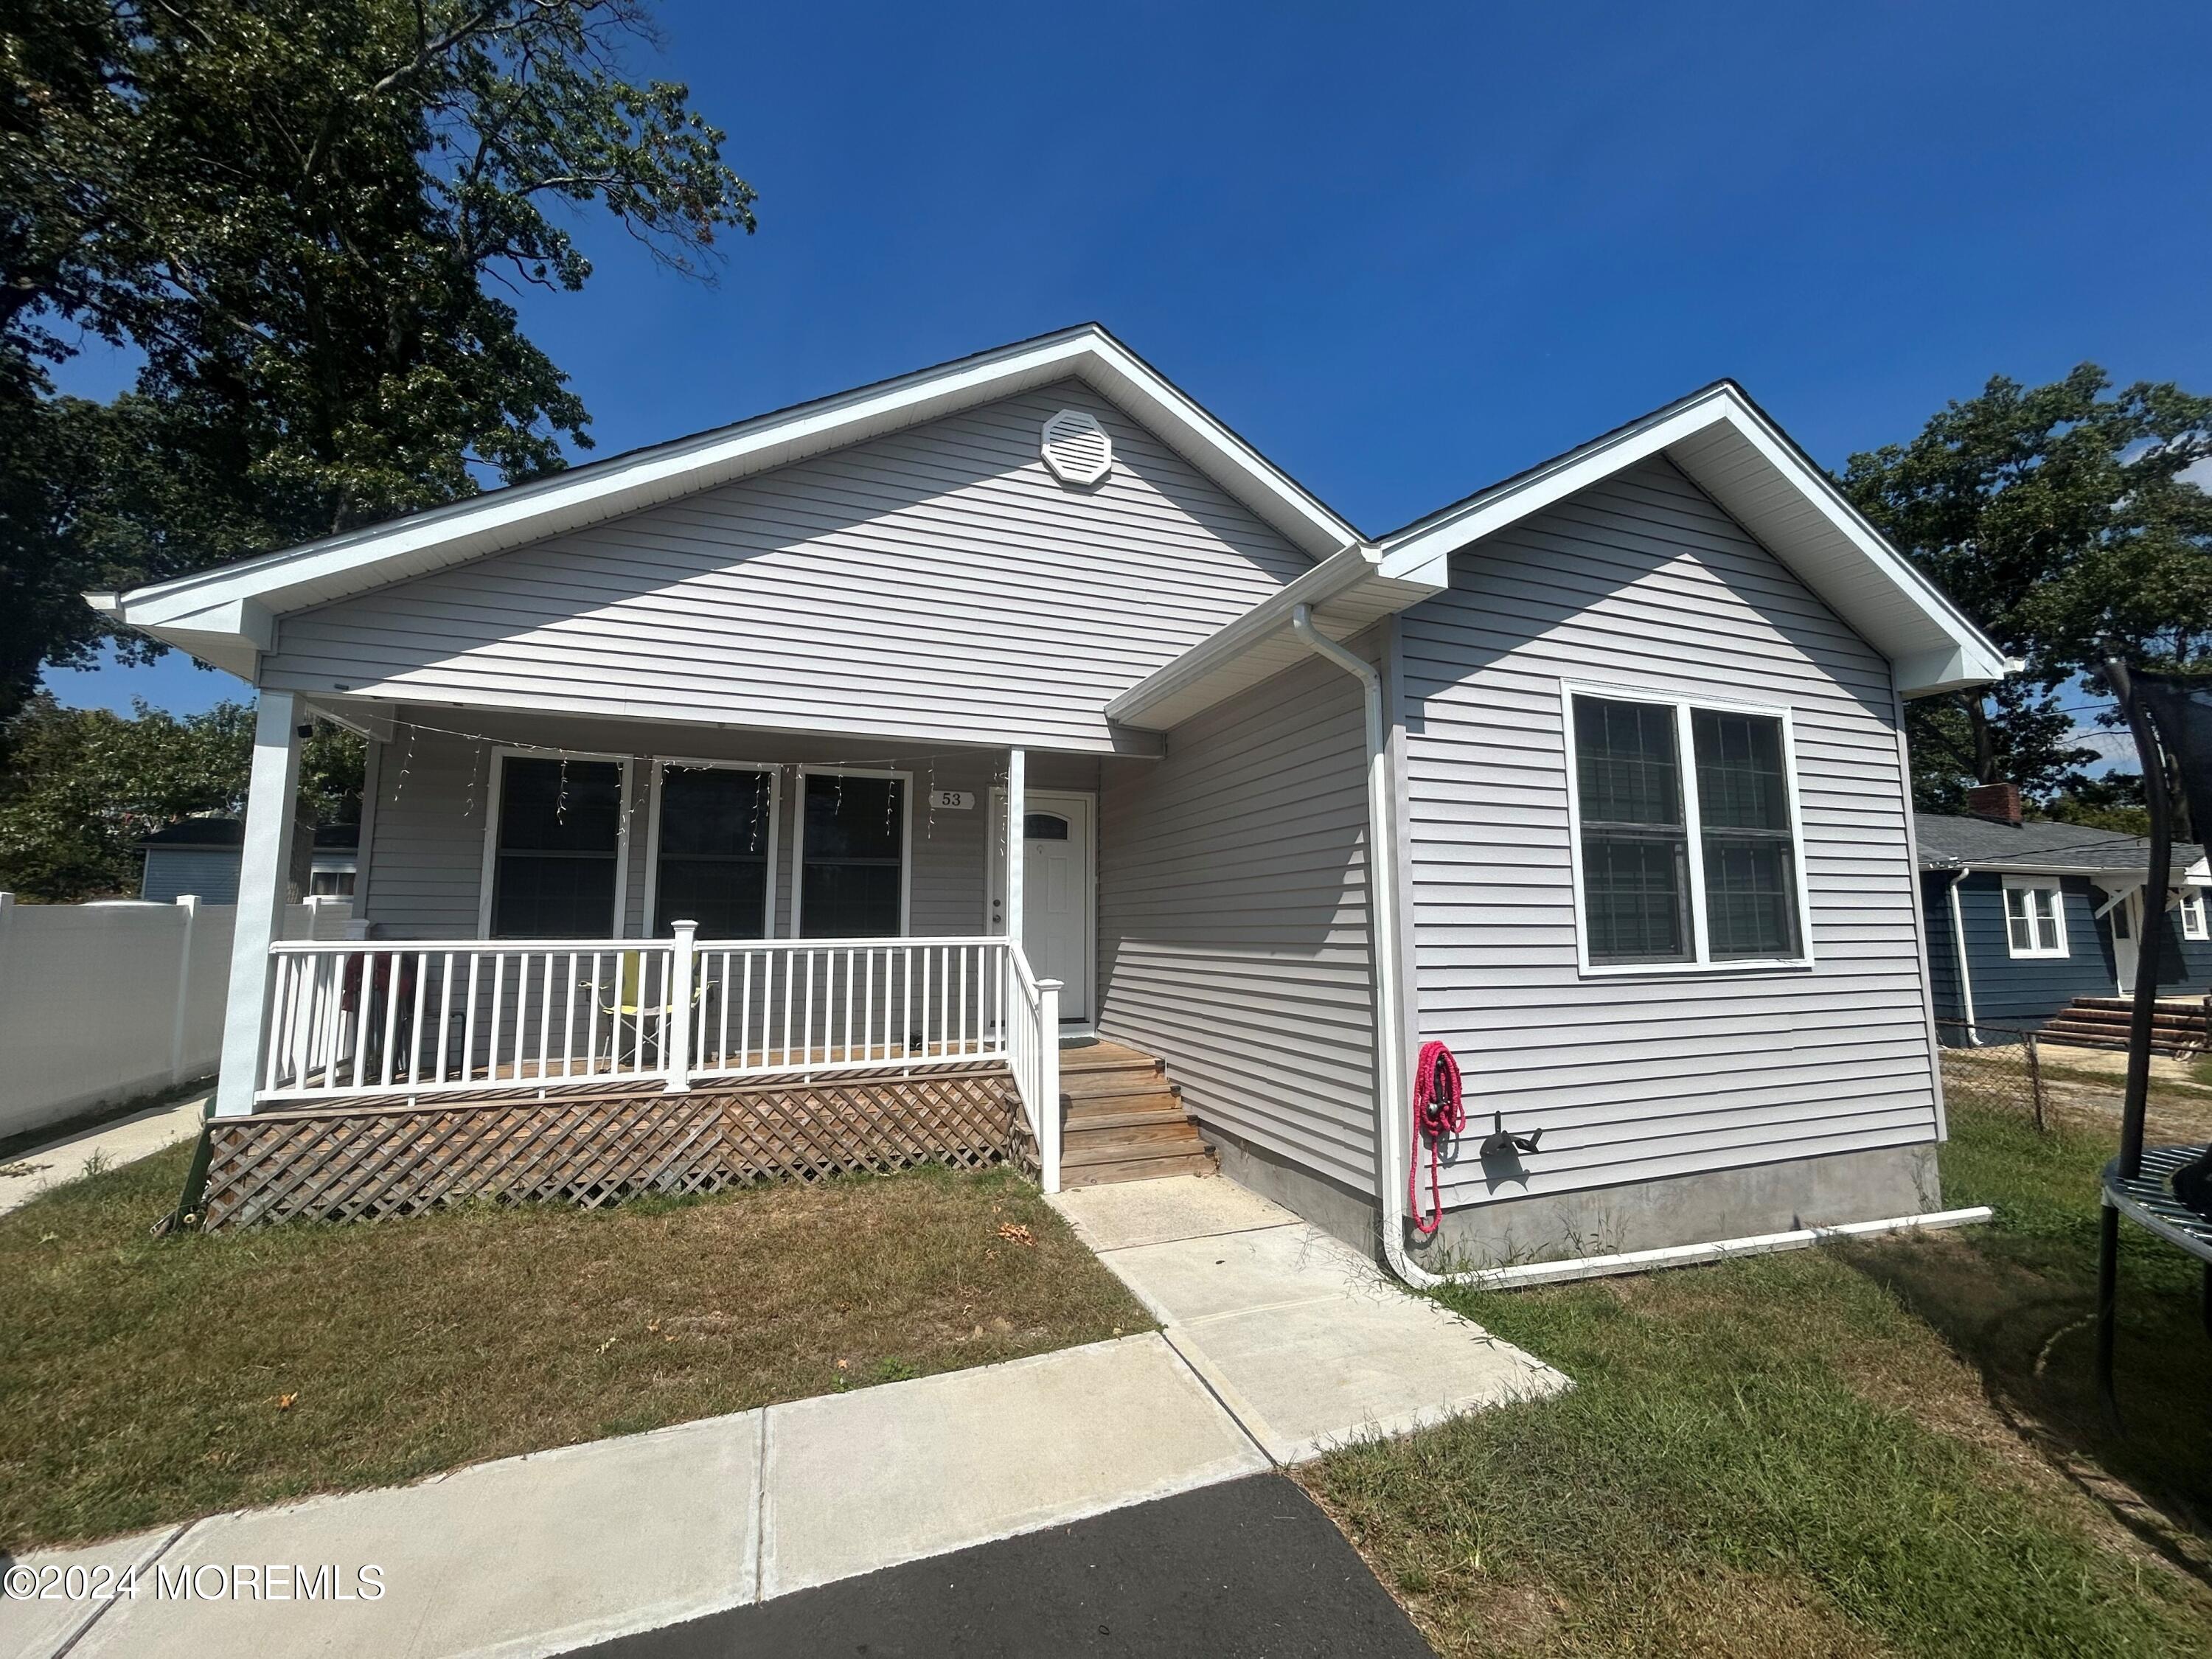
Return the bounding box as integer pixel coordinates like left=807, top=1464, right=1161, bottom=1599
left=1935, top=1020, right=2048, bottom=1132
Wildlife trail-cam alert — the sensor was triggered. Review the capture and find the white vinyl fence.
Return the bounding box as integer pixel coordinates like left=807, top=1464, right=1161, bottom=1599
left=0, top=893, right=350, bottom=1141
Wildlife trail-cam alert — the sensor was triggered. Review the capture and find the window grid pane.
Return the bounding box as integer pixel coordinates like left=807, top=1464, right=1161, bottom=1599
left=2034, top=889, right=2062, bottom=952
left=1691, top=709, right=1799, bottom=960
left=800, top=775, right=905, bottom=939
left=1573, top=696, right=1691, bottom=964
left=492, top=758, right=621, bottom=938
left=655, top=768, right=773, bottom=939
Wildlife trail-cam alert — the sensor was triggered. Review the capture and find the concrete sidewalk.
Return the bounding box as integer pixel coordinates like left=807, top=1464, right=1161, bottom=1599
left=5, top=1336, right=1267, bottom=1659
left=1051, top=1175, right=1568, bottom=1462
left=2, top=1175, right=1562, bottom=1659
left=0, top=1095, right=206, bottom=1219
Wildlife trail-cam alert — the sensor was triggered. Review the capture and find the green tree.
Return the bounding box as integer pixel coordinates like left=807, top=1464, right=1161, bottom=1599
left=1841, top=365, right=2212, bottom=810
left=1, top=0, right=755, bottom=723
left=0, top=695, right=362, bottom=900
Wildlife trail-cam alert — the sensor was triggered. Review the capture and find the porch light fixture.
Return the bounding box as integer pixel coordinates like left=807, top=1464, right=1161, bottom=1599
left=1040, top=408, right=1112, bottom=486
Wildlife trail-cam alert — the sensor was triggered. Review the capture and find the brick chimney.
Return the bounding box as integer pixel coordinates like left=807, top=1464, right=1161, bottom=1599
left=1964, top=782, right=2022, bottom=825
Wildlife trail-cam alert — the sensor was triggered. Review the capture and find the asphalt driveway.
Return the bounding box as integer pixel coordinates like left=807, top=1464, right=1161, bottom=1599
left=575, top=1473, right=1434, bottom=1658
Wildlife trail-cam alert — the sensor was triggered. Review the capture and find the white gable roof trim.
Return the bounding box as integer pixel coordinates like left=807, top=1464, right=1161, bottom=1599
left=1110, top=380, right=2008, bottom=731
left=1373, top=380, right=2009, bottom=698
left=94, top=324, right=1359, bottom=678
left=93, top=338, right=2004, bottom=706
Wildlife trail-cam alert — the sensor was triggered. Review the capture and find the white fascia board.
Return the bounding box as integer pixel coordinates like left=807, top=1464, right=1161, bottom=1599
left=1107, top=543, right=1446, bottom=731
left=109, top=327, right=1356, bottom=653
left=1374, top=386, right=2009, bottom=697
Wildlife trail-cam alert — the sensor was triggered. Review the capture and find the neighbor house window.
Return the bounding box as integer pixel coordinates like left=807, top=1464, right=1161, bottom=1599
left=796, top=771, right=906, bottom=937
left=651, top=764, right=774, bottom=939
left=310, top=869, right=357, bottom=898
left=487, top=755, right=624, bottom=938
left=2183, top=889, right=2208, bottom=942
left=2003, top=879, right=2066, bottom=959
left=1569, top=690, right=1807, bottom=970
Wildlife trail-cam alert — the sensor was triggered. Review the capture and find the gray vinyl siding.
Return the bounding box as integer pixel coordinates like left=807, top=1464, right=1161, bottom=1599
left=1096, top=650, right=1377, bottom=1192
left=360, top=706, right=1099, bottom=942
left=260, top=383, right=1312, bottom=754
left=139, top=848, right=241, bottom=905
left=1398, top=455, right=1939, bottom=1208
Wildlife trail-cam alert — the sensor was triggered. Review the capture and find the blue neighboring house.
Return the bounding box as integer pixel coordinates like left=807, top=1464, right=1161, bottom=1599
left=1917, top=790, right=2212, bottom=1043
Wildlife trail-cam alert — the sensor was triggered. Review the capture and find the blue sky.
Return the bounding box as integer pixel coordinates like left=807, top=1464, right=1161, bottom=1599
left=46, top=0, right=2212, bottom=720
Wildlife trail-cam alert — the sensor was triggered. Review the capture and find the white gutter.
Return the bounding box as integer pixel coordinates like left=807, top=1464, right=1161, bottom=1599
left=1946, top=869, right=1979, bottom=1045
left=1291, top=600, right=1992, bottom=1292
left=1445, top=1206, right=1993, bottom=1290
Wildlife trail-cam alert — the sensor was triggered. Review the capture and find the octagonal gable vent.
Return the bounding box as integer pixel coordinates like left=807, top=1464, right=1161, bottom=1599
left=1040, top=408, right=1113, bottom=486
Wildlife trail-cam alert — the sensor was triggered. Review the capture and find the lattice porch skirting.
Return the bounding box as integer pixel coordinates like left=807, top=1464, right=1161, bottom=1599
left=195, top=1063, right=1037, bottom=1231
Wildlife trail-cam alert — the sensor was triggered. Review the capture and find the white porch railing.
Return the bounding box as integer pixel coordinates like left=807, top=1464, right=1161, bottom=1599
left=260, top=928, right=1064, bottom=1190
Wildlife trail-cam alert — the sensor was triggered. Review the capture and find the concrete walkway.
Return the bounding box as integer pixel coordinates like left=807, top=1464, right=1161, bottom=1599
left=0, top=1095, right=206, bottom=1219
left=1051, top=1175, right=1568, bottom=1462
left=1, top=1175, right=1562, bottom=1659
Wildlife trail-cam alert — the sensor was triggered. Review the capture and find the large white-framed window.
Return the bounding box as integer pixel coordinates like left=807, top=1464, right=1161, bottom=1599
left=641, top=759, right=780, bottom=940
left=1562, top=681, right=1814, bottom=975
left=2002, top=877, right=2067, bottom=959
left=478, top=748, right=632, bottom=939
left=791, top=766, right=911, bottom=939
left=2181, top=887, right=2208, bottom=942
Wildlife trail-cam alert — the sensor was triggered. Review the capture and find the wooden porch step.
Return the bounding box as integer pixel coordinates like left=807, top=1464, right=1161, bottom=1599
left=1060, top=1144, right=1218, bottom=1189
left=1062, top=1075, right=1183, bottom=1110
left=1059, top=1045, right=1166, bottom=1078
left=1050, top=1039, right=1214, bottom=1187
left=1064, top=1113, right=1198, bottom=1152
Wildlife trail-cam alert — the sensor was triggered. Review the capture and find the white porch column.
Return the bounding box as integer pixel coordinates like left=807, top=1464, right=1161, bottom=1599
left=1005, top=748, right=1026, bottom=954
left=213, top=691, right=303, bottom=1117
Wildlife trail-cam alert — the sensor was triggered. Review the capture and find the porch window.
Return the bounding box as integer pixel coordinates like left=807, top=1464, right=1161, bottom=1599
left=488, top=756, right=623, bottom=938
left=797, top=772, right=906, bottom=937
left=652, top=765, right=774, bottom=939
left=2003, top=879, right=2067, bottom=958
left=1569, top=689, right=1809, bottom=972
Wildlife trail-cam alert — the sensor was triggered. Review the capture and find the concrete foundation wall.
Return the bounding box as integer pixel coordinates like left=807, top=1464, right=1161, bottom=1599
left=1203, top=1115, right=1944, bottom=1270
left=1412, top=1141, right=1944, bottom=1269
left=1204, top=1121, right=1382, bottom=1256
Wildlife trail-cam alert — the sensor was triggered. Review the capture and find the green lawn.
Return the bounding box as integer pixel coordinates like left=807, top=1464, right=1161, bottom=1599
left=0, top=1145, right=1149, bottom=1551
left=1304, top=1103, right=2212, bottom=1658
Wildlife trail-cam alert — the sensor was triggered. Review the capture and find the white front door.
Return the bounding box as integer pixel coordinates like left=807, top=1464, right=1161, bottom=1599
left=2113, top=888, right=2142, bottom=997
left=990, top=790, right=1094, bottom=1022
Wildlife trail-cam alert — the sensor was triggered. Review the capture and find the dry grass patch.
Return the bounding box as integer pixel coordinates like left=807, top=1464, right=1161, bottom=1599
left=0, top=1144, right=1148, bottom=1551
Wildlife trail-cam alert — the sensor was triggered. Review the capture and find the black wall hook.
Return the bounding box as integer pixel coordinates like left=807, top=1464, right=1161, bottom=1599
left=1478, top=1111, right=1543, bottom=1159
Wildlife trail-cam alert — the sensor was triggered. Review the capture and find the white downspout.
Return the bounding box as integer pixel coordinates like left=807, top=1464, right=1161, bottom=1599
left=1288, top=603, right=1447, bottom=1289
left=1290, top=602, right=1986, bottom=1292
left=1947, top=868, right=1979, bottom=1045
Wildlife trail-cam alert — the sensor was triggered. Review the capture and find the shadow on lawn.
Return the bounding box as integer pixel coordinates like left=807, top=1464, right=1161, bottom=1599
left=1841, top=1105, right=2212, bottom=1579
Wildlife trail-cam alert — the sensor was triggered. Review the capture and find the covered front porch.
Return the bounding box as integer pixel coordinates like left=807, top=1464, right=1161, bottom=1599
left=211, top=694, right=1153, bottom=1200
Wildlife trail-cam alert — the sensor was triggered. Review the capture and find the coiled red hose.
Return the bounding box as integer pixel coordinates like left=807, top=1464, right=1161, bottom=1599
left=1410, top=1040, right=1464, bottom=1237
